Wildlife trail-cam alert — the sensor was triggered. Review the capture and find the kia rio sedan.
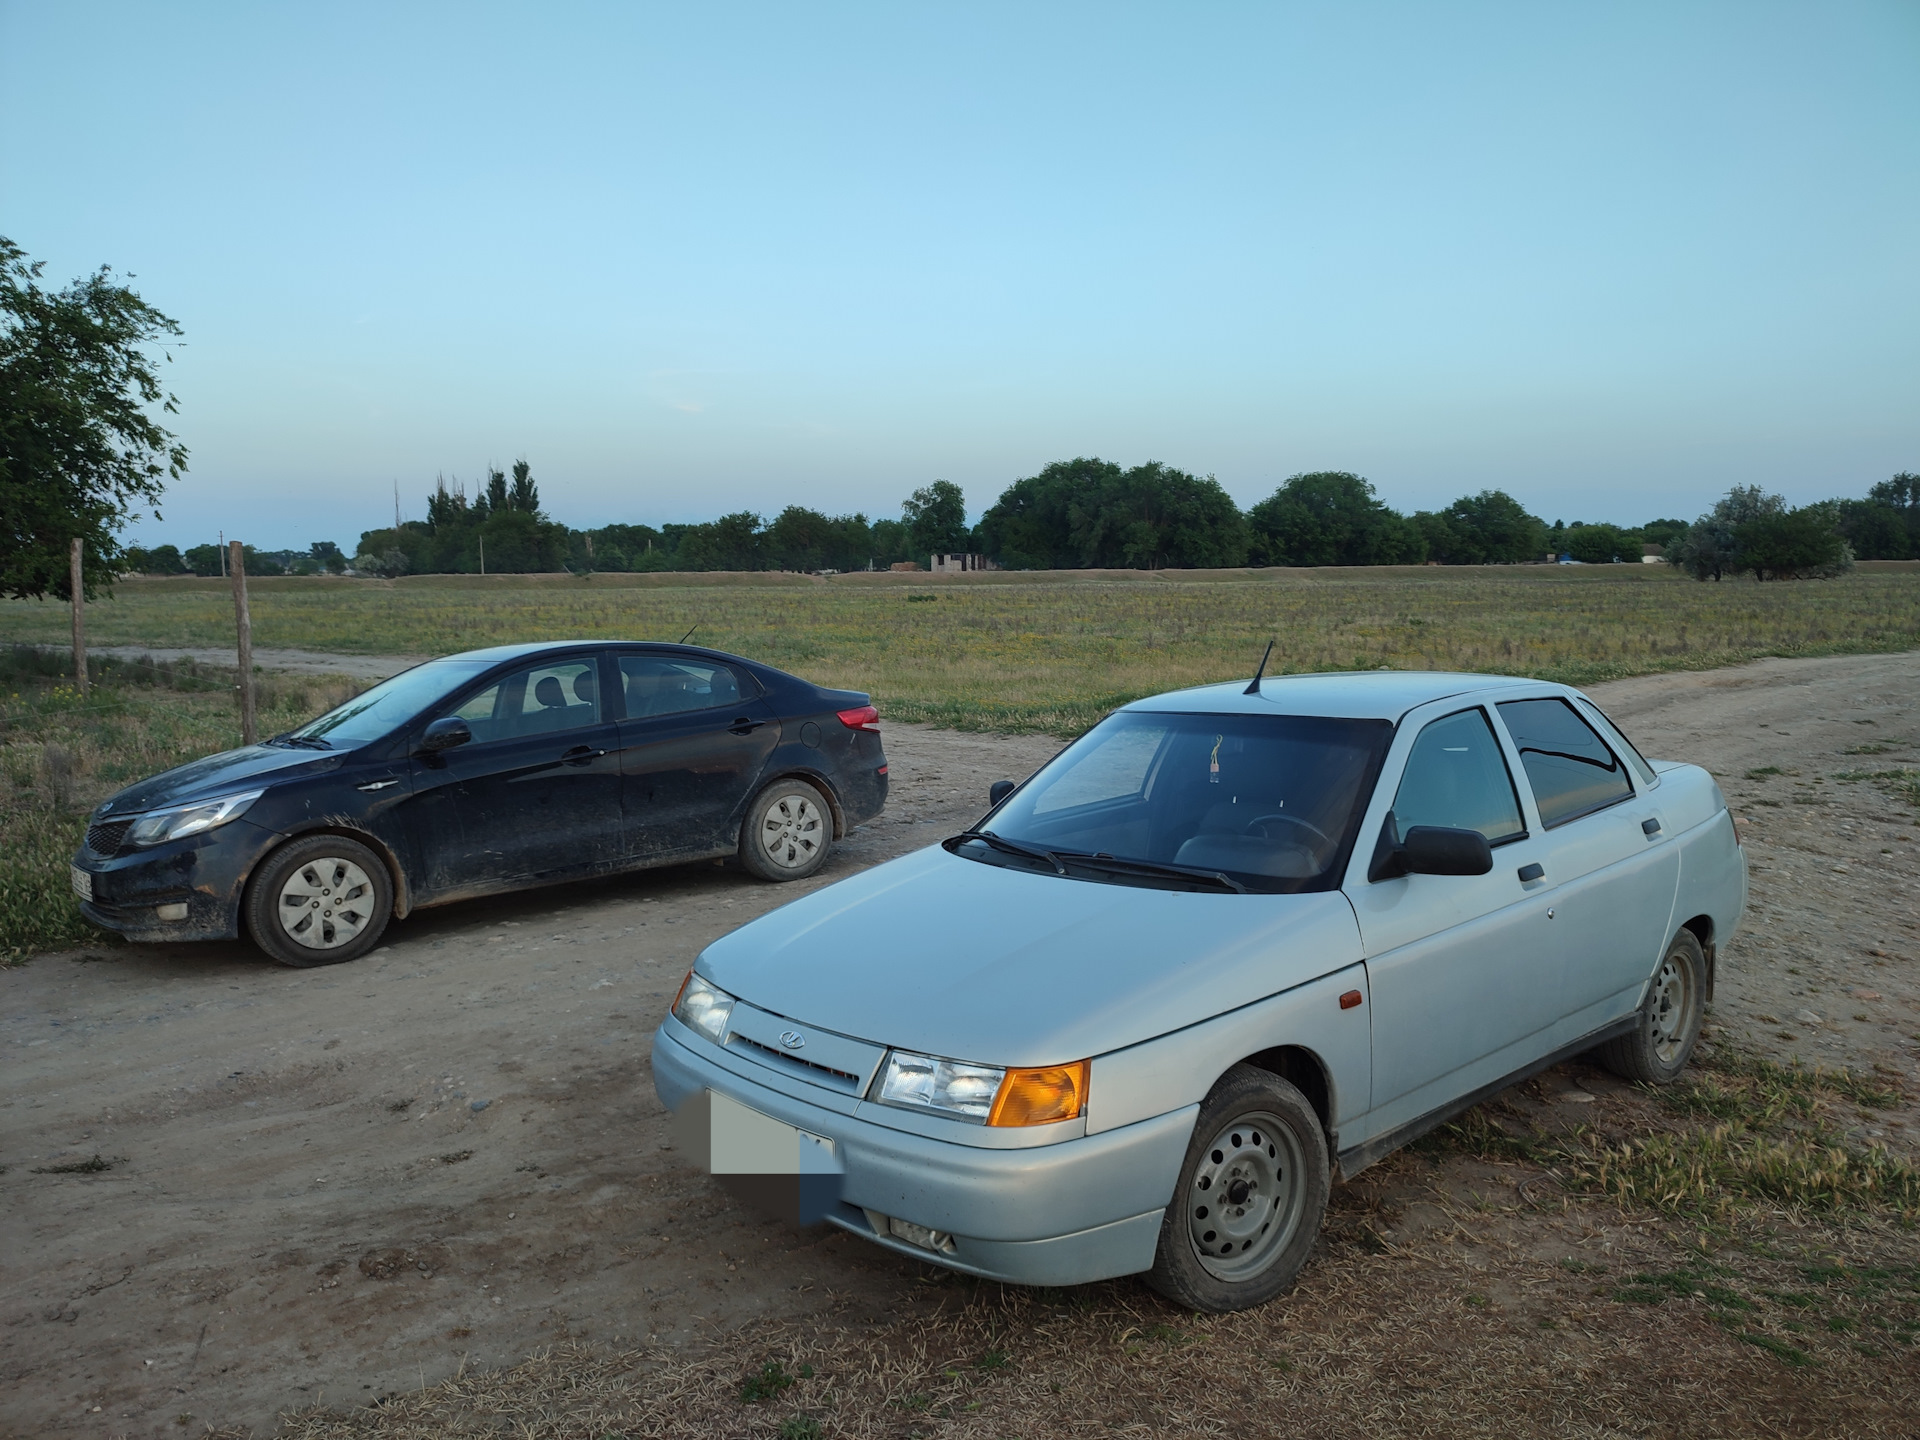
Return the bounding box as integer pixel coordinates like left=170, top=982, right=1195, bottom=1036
left=653, top=671, right=1745, bottom=1313
left=71, top=642, right=887, bottom=966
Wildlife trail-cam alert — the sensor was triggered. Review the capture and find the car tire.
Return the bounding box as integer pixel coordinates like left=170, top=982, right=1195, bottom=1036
left=738, top=777, right=833, bottom=882
left=1594, top=927, right=1707, bottom=1085
left=244, top=834, right=394, bottom=968
left=1144, top=1063, right=1330, bottom=1314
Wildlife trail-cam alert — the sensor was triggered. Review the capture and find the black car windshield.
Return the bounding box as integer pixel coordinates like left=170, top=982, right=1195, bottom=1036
left=286, top=658, right=496, bottom=749
left=957, top=710, right=1392, bottom=894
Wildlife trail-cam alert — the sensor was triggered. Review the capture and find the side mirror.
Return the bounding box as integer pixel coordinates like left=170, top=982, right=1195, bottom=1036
left=1401, top=825, right=1494, bottom=876
left=989, top=779, right=1016, bottom=807
left=420, top=716, right=472, bottom=752
left=1367, top=812, right=1493, bottom=881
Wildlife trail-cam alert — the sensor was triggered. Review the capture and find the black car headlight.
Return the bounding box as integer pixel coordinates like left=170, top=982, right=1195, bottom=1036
left=124, top=790, right=265, bottom=847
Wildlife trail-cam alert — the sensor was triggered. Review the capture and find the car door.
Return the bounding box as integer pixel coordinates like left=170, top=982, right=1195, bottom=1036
left=1491, top=697, right=1680, bottom=1030
left=406, top=653, right=624, bottom=895
left=1346, top=705, right=1560, bottom=1138
left=613, top=652, right=782, bottom=860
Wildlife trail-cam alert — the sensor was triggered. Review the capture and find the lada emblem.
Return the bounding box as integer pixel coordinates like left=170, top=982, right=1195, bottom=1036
left=778, top=1030, right=806, bottom=1051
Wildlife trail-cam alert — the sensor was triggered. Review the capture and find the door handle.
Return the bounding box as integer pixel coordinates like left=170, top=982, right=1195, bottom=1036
left=1642, top=817, right=1663, bottom=836
left=1517, top=862, right=1545, bottom=883
left=561, top=745, right=607, bottom=765
left=356, top=777, right=401, bottom=792
left=728, top=717, right=767, bottom=735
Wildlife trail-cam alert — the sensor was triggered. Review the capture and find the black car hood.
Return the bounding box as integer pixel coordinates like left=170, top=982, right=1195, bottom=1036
left=97, top=744, right=344, bottom=817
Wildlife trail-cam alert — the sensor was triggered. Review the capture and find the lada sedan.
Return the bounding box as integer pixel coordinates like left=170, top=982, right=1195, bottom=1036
left=71, top=642, right=886, bottom=965
left=652, top=670, right=1745, bottom=1312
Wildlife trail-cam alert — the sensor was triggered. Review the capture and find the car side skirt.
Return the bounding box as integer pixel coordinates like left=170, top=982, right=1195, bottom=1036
left=1334, top=1013, right=1639, bottom=1180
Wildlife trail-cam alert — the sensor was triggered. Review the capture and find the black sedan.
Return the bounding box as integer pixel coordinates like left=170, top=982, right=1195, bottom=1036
left=70, top=642, right=888, bottom=966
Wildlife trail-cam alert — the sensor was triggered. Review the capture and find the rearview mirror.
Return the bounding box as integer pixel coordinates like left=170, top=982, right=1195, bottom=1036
left=420, top=716, right=472, bottom=752
left=989, top=779, right=1016, bottom=807
left=1401, top=825, right=1494, bottom=876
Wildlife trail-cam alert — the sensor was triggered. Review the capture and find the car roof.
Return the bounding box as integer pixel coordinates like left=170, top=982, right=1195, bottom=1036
left=431, top=640, right=762, bottom=668
left=1125, top=671, right=1563, bottom=722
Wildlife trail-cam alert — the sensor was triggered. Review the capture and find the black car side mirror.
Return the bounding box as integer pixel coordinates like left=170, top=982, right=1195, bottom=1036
left=989, top=779, right=1016, bottom=807
left=1368, top=812, right=1494, bottom=881
left=420, top=716, right=472, bottom=752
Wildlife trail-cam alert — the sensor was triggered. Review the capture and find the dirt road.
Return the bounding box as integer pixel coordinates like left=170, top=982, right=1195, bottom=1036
left=3, top=653, right=1916, bottom=1438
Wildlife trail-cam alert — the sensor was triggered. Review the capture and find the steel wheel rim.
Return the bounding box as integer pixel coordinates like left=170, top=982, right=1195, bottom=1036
left=277, top=857, right=376, bottom=950
left=1187, top=1108, right=1307, bottom=1283
left=760, top=793, right=823, bottom=870
left=1649, top=949, right=1694, bottom=1064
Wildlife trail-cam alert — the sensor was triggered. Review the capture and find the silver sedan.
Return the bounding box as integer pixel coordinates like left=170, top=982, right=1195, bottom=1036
left=651, top=670, right=1745, bottom=1312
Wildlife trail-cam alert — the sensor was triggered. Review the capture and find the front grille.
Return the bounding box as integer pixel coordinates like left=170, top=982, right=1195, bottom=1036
left=86, top=820, right=131, bottom=855
left=730, top=1033, right=861, bottom=1087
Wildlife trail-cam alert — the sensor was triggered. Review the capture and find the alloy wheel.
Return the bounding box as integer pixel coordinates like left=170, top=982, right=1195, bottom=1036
left=276, top=856, right=377, bottom=950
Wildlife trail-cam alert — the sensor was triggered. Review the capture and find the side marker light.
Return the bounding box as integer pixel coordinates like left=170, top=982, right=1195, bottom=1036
left=1339, top=990, right=1364, bottom=1010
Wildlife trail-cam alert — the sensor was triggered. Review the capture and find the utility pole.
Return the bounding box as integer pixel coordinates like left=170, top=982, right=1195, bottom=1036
left=69, top=538, right=88, bottom=697
left=219, top=528, right=226, bottom=577
left=229, top=540, right=257, bottom=745
left=394, top=480, right=402, bottom=531
left=479, top=534, right=485, bottom=576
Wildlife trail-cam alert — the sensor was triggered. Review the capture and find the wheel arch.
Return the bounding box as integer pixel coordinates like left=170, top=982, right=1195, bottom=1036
left=1678, top=913, right=1715, bottom=1000
left=1236, top=1045, right=1334, bottom=1148
left=759, top=767, right=846, bottom=839
left=256, top=822, right=412, bottom=919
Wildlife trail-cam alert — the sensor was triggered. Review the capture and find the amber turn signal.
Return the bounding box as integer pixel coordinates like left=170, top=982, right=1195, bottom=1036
left=987, top=1061, right=1089, bottom=1127
left=1339, top=989, right=1364, bottom=1010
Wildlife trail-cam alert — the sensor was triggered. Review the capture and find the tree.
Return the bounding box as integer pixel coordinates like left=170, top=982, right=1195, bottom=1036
left=676, top=512, right=765, bottom=571
left=1734, top=504, right=1854, bottom=580
left=1415, top=491, right=1547, bottom=564
left=1563, top=523, right=1635, bottom=564
left=1247, top=471, right=1424, bottom=566
left=508, top=459, right=539, bottom=514
left=1638, top=517, right=1690, bottom=552
left=1671, top=485, right=1784, bottom=580
left=184, top=543, right=222, bottom=576
left=903, top=479, right=970, bottom=560
left=309, top=540, right=347, bottom=573
left=0, top=237, right=187, bottom=600
left=124, top=542, right=185, bottom=575
left=977, top=458, right=1118, bottom=569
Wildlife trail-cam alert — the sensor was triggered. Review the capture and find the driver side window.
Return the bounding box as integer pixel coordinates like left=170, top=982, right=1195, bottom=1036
left=1392, top=708, right=1525, bottom=846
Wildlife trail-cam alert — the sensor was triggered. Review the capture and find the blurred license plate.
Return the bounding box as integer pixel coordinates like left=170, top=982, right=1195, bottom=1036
left=70, top=865, right=92, bottom=901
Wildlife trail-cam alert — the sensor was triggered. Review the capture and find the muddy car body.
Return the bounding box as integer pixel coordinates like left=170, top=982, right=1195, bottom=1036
left=71, top=642, right=887, bottom=964
left=653, top=671, right=1745, bottom=1311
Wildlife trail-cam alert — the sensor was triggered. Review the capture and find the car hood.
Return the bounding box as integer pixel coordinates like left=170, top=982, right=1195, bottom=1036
left=698, top=846, right=1363, bottom=1066
left=97, top=744, right=343, bottom=817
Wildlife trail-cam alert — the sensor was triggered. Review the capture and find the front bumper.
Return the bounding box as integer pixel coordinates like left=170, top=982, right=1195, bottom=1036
left=651, top=1020, right=1193, bottom=1287
left=71, top=818, right=276, bottom=943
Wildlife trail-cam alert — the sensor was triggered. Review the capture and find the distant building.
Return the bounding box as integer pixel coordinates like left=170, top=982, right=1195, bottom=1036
left=930, top=553, right=999, bottom=574
left=1641, top=544, right=1665, bottom=564
left=889, top=560, right=922, bottom=572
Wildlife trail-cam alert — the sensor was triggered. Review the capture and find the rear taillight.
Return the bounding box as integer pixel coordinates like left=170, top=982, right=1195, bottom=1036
left=837, top=704, right=880, bottom=732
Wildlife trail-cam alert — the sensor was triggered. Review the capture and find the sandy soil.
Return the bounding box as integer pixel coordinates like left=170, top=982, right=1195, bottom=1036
left=2, top=653, right=1916, bottom=1439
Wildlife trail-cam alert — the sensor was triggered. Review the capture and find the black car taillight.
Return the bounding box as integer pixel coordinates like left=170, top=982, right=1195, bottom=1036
left=837, top=705, right=880, bottom=732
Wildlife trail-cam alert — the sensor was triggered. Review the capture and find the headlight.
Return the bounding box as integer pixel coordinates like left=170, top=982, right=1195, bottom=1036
left=877, top=1051, right=1004, bottom=1122
left=672, top=972, right=735, bottom=1044
left=124, top=790, right=265, bottom=847
left=875, top=1051, right=1091, bottom=1126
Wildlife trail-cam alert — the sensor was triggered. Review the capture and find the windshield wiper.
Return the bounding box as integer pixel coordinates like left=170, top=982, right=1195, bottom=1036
left=269, top=733, right=332, bottom=750
left=943, top=829, right=1066, bottom=874
left=1050, top=850, right=1248, bottom=894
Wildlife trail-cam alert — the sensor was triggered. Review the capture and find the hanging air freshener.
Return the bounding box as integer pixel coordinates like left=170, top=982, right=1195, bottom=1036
left=1209, top=734, right=1222, bottom=783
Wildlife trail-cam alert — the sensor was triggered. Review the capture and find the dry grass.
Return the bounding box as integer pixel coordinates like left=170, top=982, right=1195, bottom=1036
left=5, top=565, right=1919, bottom=735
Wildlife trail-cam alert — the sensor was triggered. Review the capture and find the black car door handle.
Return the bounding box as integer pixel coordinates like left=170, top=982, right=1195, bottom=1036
left=1642, top=817, right=1663, bottom=835
left=728, top=716, right=767, bottom=735
left=1517, top=862, right=1545, bottom=882
left=561, top=745, right=607, bottom=765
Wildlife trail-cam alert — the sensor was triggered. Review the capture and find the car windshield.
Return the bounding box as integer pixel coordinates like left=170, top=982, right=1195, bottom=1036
left=957, top=710, right=1392, bottom=894
left=284, top=658, right=496, bottom=749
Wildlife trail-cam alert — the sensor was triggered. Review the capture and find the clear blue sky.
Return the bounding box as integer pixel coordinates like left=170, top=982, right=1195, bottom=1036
left=4, top=1, right=1916, bottom=553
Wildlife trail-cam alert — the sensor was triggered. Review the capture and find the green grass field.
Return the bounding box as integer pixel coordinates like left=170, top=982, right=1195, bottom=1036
left=3, top=563, right=1917, bottom=959
left=5, top=563, right=1919, bottom=733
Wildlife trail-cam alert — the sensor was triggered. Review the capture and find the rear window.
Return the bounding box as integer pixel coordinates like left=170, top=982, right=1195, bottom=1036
left=1496, top=698, right=1634, bottom=828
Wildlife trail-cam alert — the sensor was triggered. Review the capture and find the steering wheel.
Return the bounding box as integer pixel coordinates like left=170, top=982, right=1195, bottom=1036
left=1241, top=813, right=1330, bottom=848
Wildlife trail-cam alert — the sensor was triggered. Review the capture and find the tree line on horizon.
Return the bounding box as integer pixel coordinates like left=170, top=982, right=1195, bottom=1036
left=122, top=461, right=1919, bottom=583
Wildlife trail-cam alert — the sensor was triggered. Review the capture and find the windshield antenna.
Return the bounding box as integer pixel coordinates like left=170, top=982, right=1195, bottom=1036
left=678, top=622, right=700, bottom=644
left=1243, top=638, right=1275, bottom=695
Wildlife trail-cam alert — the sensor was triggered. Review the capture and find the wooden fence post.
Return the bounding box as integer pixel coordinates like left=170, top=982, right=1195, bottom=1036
left=229, top=540, right=257, bottom=745
left=69, top=537, right=88, bottom=697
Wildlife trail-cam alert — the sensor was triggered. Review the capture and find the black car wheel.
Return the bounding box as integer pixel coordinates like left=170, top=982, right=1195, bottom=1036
left=245, top=834, right=394, bottom=967
left=739, top=778, right=832, bottom=881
